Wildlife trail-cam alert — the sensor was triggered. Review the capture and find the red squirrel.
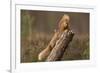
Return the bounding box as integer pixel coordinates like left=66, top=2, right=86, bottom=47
left=38, top=14, right=70, bottom=61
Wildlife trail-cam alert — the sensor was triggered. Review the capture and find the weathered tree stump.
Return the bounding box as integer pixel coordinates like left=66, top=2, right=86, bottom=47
left=46, top=30, right=74, bottom=61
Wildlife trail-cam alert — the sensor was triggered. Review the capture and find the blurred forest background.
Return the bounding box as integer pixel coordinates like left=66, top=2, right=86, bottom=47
left=21, top=10, right=89, bottom=63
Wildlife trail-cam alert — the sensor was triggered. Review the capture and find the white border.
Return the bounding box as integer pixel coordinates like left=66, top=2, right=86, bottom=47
left=11, top=3, right=96, bottom=73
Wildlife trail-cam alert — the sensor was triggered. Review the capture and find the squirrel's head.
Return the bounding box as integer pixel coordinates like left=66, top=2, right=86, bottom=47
left=62, top=14, right=70, bottom=24
left=58, top=14, right=70, bottom=31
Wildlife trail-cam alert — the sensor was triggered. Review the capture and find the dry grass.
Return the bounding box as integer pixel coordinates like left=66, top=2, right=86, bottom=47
left=21, top=32, right=89, bottom=63
left=62, top=34, right=89, bottom=60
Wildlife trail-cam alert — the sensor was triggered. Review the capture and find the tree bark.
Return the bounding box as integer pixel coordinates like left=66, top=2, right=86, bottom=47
left=46, top=30, right=74, bottom=61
